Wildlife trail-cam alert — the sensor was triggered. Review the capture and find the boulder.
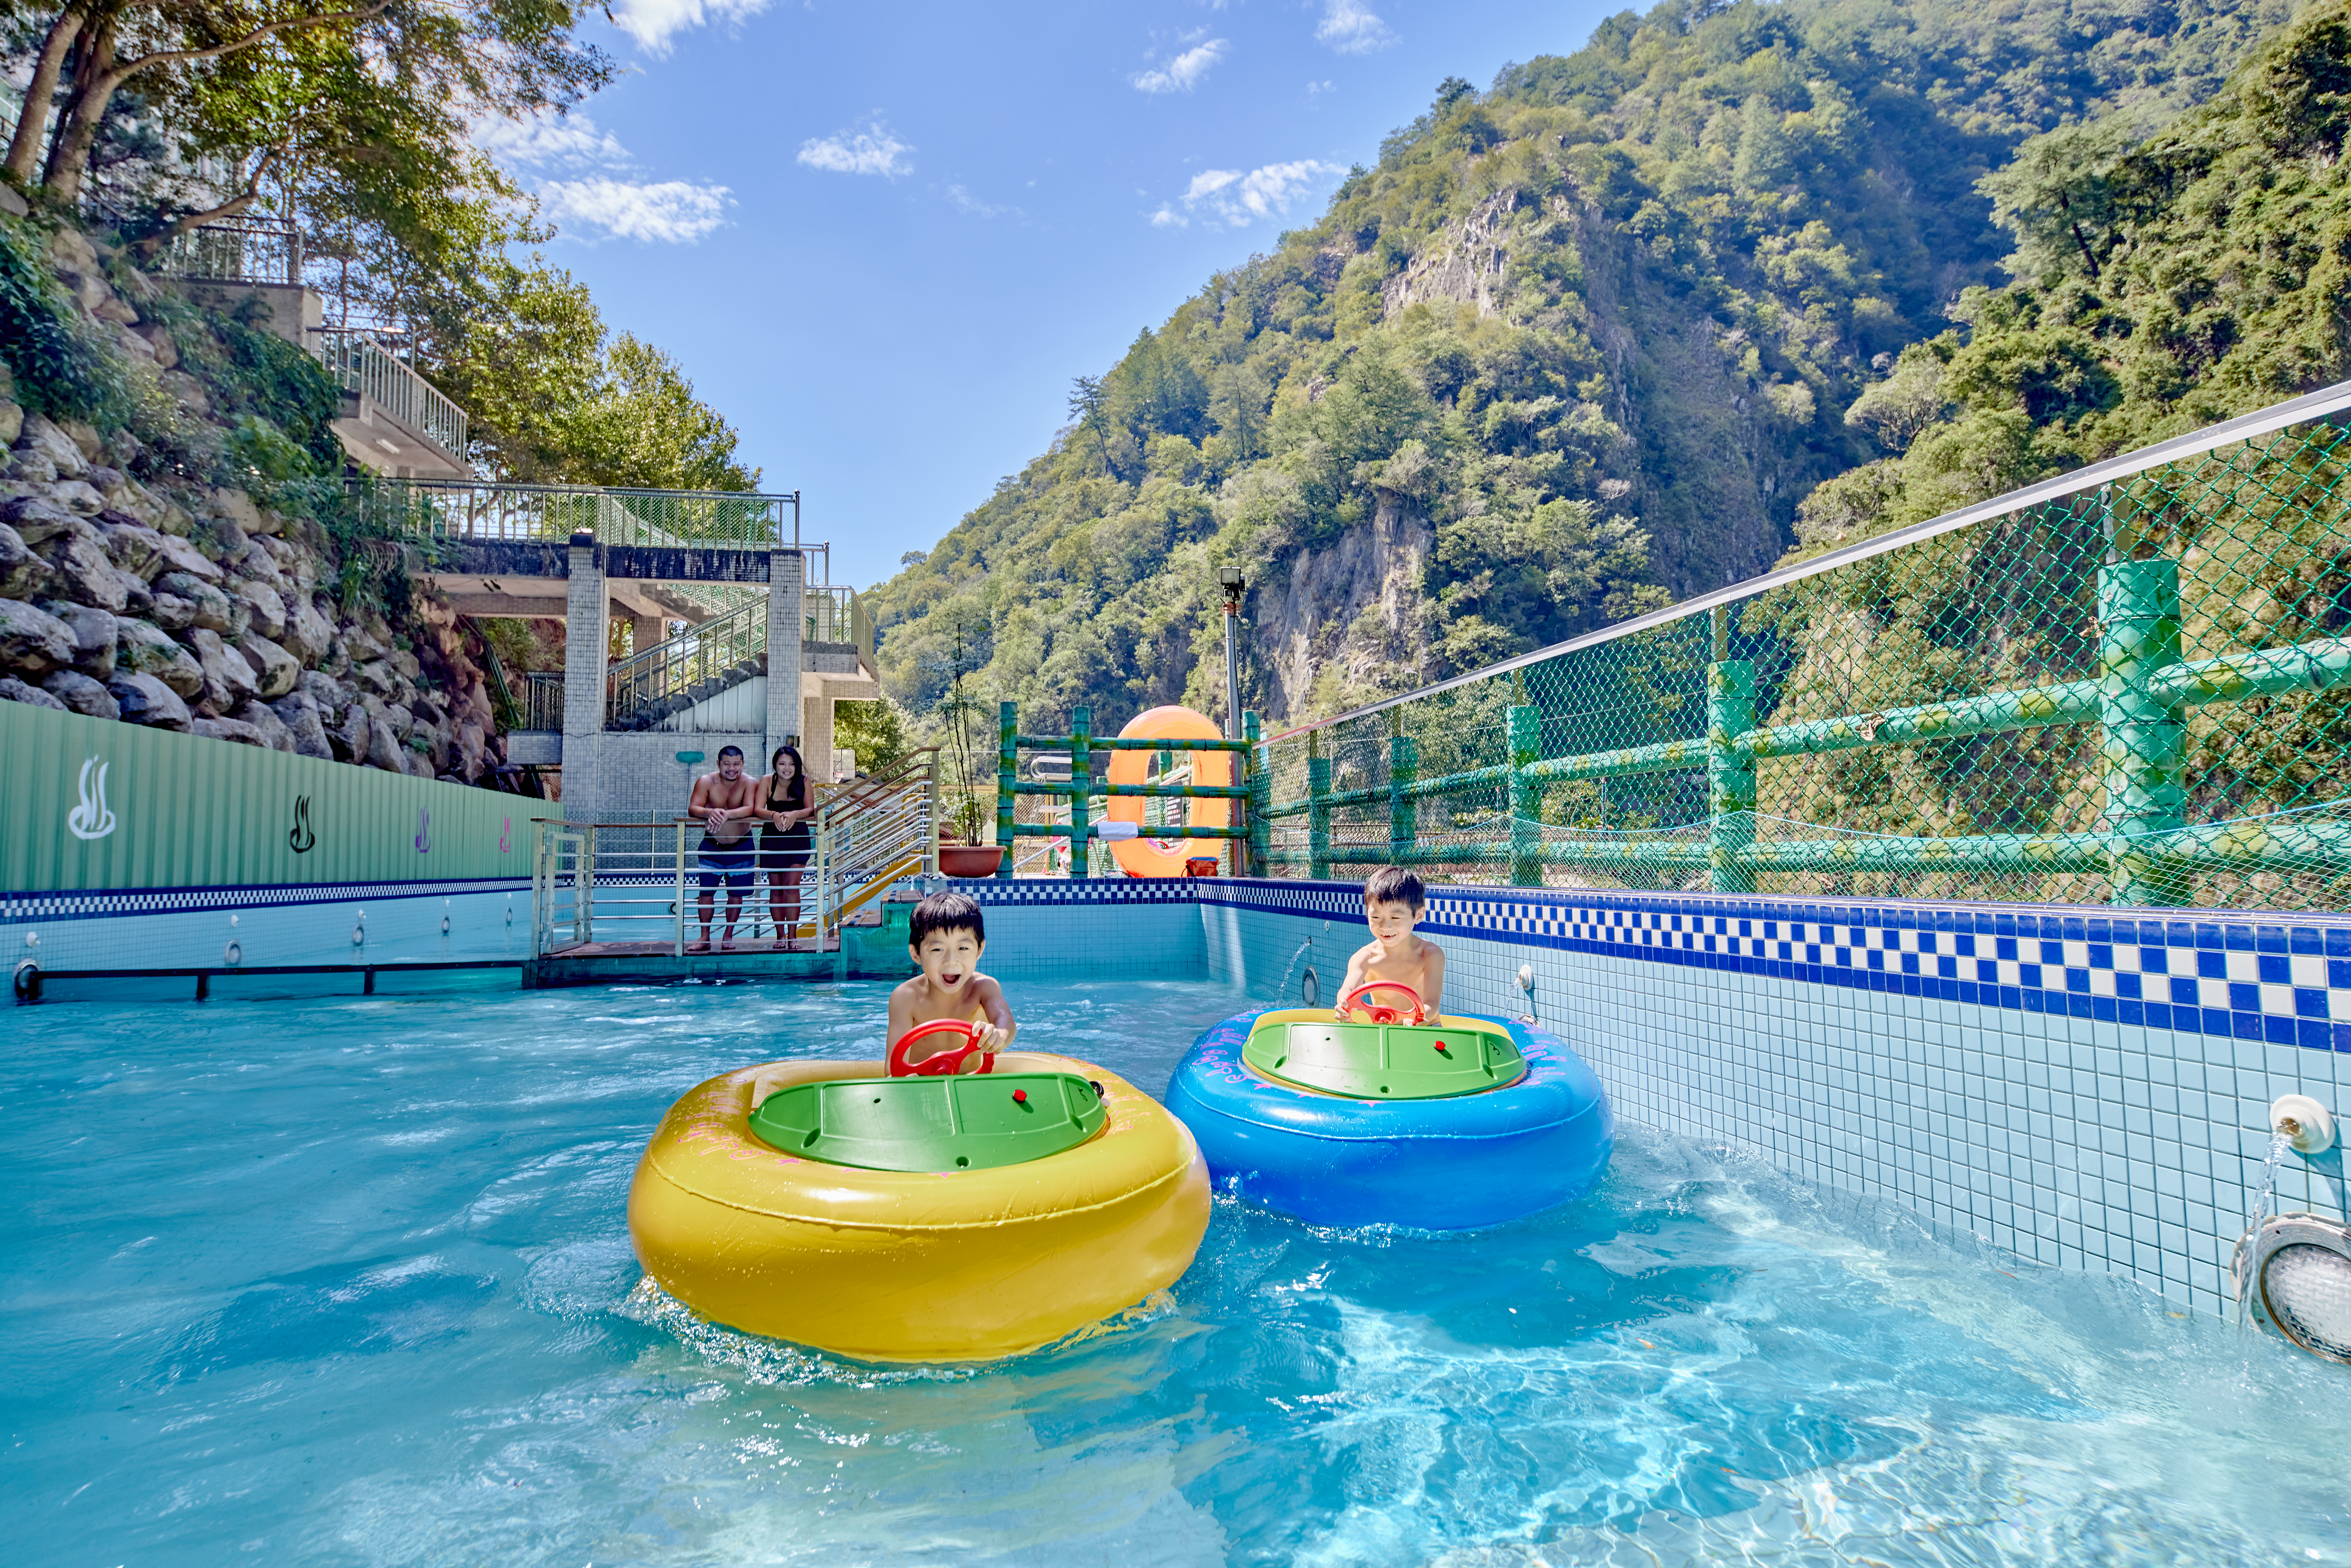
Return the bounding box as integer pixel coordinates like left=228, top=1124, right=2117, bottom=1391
left=282, top=596, right=336, bottom=663
left=98, top=519, right=170, bottom=580
left=107, top=671, right=191, bottom=730
left=0, top=396, right=21, bottom=446
left=155, top=571, right=235, bottom=633
left=152, top=532, right=221, bottom=581
left=458, top=720, right=486, bottom=781
left=333, top=701, right=370, bottom=762
left=191, top=716, right=267, bottom=747
left=270, top=692, right=336, bottom=759
left=353, top=658, right=397, bottom=696
left=391, top=648, right=423, bottom=682
left=231, top=699, right=296, bottom=751
left=45, top=602, right=116, bottom=674
left=208, top=489, right=262, bottom=533
left=367, top=715, right=407, bottom=771
left=298, top=667, right=352, bottom=715
left=6, top=448, right=56, bottom=484
left=0, top=521, right=56, bottom=600
left=159, top=370, right=210, bottom=415
left=234, top=580, right=287, bottom=639
left=41, top=521, right=128, bottom=611
left=0, top=596, right=75, bottom=674
left=187, top=627, right=259, bottom=706
left=115, top=617, right=205, bottom=696
left=237, top=632, right=300, bottom=699
left=2, top=494, right=78, bottom=546
left=148, top=590, right=195, bottom=632
left=0, top=674, right=66, bottom=710
left=42, top=669, right=118, bottom=719
left=46, top=479, right=105, bottom=516
left=15, top=414, right=88, bottom=478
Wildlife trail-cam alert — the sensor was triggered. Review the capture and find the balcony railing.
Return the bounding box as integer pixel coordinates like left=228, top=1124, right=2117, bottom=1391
left=806, top=584, right=873, bottom=662
left=520, top=673, right=565, bottom=732
left=358, top=480, right=800, bottom=552
left=305, top=327, right=469, bottom=462
left=152, top=216, right=299, bottom=286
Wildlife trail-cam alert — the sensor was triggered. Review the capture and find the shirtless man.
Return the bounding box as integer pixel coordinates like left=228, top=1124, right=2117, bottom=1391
left=1337, top=865, right=1447, bottom=1020
left=886, top=892, right=1017, bottom=1067
left=688, top=745, right=760, bottom=951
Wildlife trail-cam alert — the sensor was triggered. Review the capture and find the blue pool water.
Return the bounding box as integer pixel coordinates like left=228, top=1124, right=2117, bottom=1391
left=5, top=978, right=2349, bottom=1565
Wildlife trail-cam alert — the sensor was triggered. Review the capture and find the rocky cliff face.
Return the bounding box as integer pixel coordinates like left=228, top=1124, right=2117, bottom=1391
left=0, top=224, right=507, bottom=782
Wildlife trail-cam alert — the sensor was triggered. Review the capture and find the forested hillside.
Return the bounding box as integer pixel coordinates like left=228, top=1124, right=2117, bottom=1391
left=868, top=0, right=2315, bottom=733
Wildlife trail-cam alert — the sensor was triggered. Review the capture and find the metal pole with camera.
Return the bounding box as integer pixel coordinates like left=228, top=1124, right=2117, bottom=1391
left=1219, top=565, right=1249, bottom=876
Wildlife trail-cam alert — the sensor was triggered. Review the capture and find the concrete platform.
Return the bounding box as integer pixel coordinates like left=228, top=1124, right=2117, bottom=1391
left=522, top=903, right=911, bottom=988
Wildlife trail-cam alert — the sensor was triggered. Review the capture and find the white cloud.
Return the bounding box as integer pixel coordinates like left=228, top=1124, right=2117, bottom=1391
left=1150, top=205, right=1186, bottom=228
left=1171, top=159, right=1342, bottom=227
left=474, top=112, right=628, bottom=170
left=797, top=121, right=914, bottom=178
left=1134, top=39, right=1229, bottom=94
left=1315, top=0, right=1395, bottom=55
left=605, top=0, right=771, bottom=54
left=948, top=184, right=1018, bottom=218
left=541, top=179, right=735, bottom=243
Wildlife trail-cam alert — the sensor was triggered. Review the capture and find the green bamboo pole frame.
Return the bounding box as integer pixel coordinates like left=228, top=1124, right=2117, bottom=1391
left=991, top=701, right=1260, bottom=879
left=1255, top=579, right=2351, bottom=898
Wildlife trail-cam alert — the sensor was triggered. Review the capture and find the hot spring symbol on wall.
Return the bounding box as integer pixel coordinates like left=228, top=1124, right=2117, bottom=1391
left=289, top=796, right=316, bottom=854
left=67, top=757, right=116, bottom=841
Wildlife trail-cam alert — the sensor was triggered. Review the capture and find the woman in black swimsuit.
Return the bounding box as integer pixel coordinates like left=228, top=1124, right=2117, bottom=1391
left=758, top=744, right=816, bottom=950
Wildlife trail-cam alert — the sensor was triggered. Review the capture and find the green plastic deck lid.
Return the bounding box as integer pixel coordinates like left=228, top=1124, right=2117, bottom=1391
left=746, top=1073, right=1108, bottom=1172
left=1242, top=1019, right=1524, bottom=1100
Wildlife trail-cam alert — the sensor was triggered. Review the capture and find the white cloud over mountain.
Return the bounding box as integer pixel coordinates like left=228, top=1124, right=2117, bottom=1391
left=1134, top=39, right=1229, bottom=94
left=797, top=121, right=915, bottom=178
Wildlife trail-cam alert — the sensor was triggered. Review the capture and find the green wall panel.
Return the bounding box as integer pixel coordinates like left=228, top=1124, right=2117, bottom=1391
left=1, top=701, right=556, bottom=892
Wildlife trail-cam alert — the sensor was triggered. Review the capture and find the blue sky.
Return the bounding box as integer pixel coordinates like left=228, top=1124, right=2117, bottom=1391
left=480, top=0, right=1617, bottom=588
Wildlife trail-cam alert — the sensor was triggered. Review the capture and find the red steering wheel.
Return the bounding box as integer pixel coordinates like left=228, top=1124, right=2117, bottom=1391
left=1337, top=980, right=1425, bottom=1026
left=889, top=1018, right=997, bottom=1077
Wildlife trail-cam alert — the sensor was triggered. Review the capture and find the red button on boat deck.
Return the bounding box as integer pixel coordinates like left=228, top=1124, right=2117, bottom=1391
left=1012, top=1090, right=1028, bottom=1103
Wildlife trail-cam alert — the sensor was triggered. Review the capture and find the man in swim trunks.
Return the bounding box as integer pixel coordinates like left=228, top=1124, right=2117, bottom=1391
left=1338, top=865, right=1446, bottom=1018
left=689, top=745, right=759, bottom=951
left=886, top=892, right=1016, bottom=1066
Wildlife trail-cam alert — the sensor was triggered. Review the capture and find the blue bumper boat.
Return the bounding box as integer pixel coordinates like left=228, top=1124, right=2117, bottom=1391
left=1165, top=985, right=1613, bottom=1230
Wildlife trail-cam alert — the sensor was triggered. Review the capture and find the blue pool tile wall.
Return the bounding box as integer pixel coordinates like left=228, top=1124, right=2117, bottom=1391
left=2, top=880, right=533, bottom=971
left=961, top=876, right=2351, bottom=1322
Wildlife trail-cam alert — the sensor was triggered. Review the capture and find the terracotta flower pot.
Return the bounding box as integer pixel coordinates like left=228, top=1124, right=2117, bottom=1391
left=939, top=844, right=1005, bottom=878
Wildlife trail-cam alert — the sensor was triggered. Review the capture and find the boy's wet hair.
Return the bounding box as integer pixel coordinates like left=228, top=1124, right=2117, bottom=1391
left=909, top=891, right=986, bottom=949
left=1363, top=866, right=1425, bottom=910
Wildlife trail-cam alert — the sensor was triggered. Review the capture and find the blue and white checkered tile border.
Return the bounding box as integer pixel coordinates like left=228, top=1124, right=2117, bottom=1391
left=1196, top=879, right=2351, bottom=1053
left=2, top=876, right=533, bottom=924
left=957, top=877, right=1204, bottom=905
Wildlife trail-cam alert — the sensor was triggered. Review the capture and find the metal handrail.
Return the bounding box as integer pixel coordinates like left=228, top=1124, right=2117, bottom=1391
left=358, top=478, right=800, bottom=551
left=606, top=597, right=767, bottom=726
left=811, top=752, right=939, bottom=931
left=520, top=673, right=565, bottom=732
left=306, top=326, right=469, bottom=460
left=153, top=216, right=299, bottom=285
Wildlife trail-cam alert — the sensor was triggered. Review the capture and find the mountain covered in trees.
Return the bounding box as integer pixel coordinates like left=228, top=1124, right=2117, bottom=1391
left=867, top=0, right=2336, bottom=735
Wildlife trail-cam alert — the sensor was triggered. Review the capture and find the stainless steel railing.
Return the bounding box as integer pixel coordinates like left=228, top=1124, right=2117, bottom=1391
left=360, top=479, right=799, bottom=551
left=306, top=327, right=469, bottom=460
left=153, top=216, right=299, bottom=285
left=606, top=598, right=766, bottom=728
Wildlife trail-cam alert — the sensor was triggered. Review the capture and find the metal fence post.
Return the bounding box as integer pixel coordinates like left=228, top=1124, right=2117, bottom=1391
left=1708, top=660, right=1757, bottom=893
left=925, top=752, right=943, bottom=879
left=1307, top=729, right=1332, bottom=882
left=1508, top=704, right=1542, bottom=886
left=673, top=819, right=686, bottom=956
left=578, top=826, right=597, bottom=945
left=2100, top=556, right=2187, bottom=905
left=1240, top=711, right=1262, bottom=878
left=996, top=700, right=1017, bottom=878
left=1069, top=705, right=1092, bottom=879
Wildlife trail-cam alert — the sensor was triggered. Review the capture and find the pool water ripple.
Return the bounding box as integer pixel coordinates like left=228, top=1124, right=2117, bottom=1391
left=2, top=978, right=2346, bottom=1565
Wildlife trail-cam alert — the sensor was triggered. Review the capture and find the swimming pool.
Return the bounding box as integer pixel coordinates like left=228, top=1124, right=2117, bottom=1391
left=5, top=978, right=2347, bottom=1565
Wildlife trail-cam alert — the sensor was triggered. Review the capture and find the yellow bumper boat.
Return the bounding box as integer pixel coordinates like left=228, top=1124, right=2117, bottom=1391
left=627, top=1027, right=1210, bottom=1362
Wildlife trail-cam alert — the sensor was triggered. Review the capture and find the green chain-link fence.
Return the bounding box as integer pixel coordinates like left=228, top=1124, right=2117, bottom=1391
left=1254, top=385, right=2351, bottom=913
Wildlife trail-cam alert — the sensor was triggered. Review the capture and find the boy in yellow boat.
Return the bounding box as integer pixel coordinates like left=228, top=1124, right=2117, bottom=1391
left=888, top=892, right=1018, bottom=1066
left=1338, top=866, right=1447, bottom=1018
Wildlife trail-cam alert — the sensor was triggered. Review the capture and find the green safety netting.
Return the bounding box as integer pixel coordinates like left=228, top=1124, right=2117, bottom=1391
left=1255, top=408, right=2351, bottom=913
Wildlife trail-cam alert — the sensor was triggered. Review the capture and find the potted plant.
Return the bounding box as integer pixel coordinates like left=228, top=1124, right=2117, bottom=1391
left=934, top=617, right=1004, bottom=878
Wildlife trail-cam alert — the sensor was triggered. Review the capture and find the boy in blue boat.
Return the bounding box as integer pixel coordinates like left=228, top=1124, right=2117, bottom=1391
left=888, top=892, right=1018, bottom=1067
left=1339, top=866, right=1447, bottom=1018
